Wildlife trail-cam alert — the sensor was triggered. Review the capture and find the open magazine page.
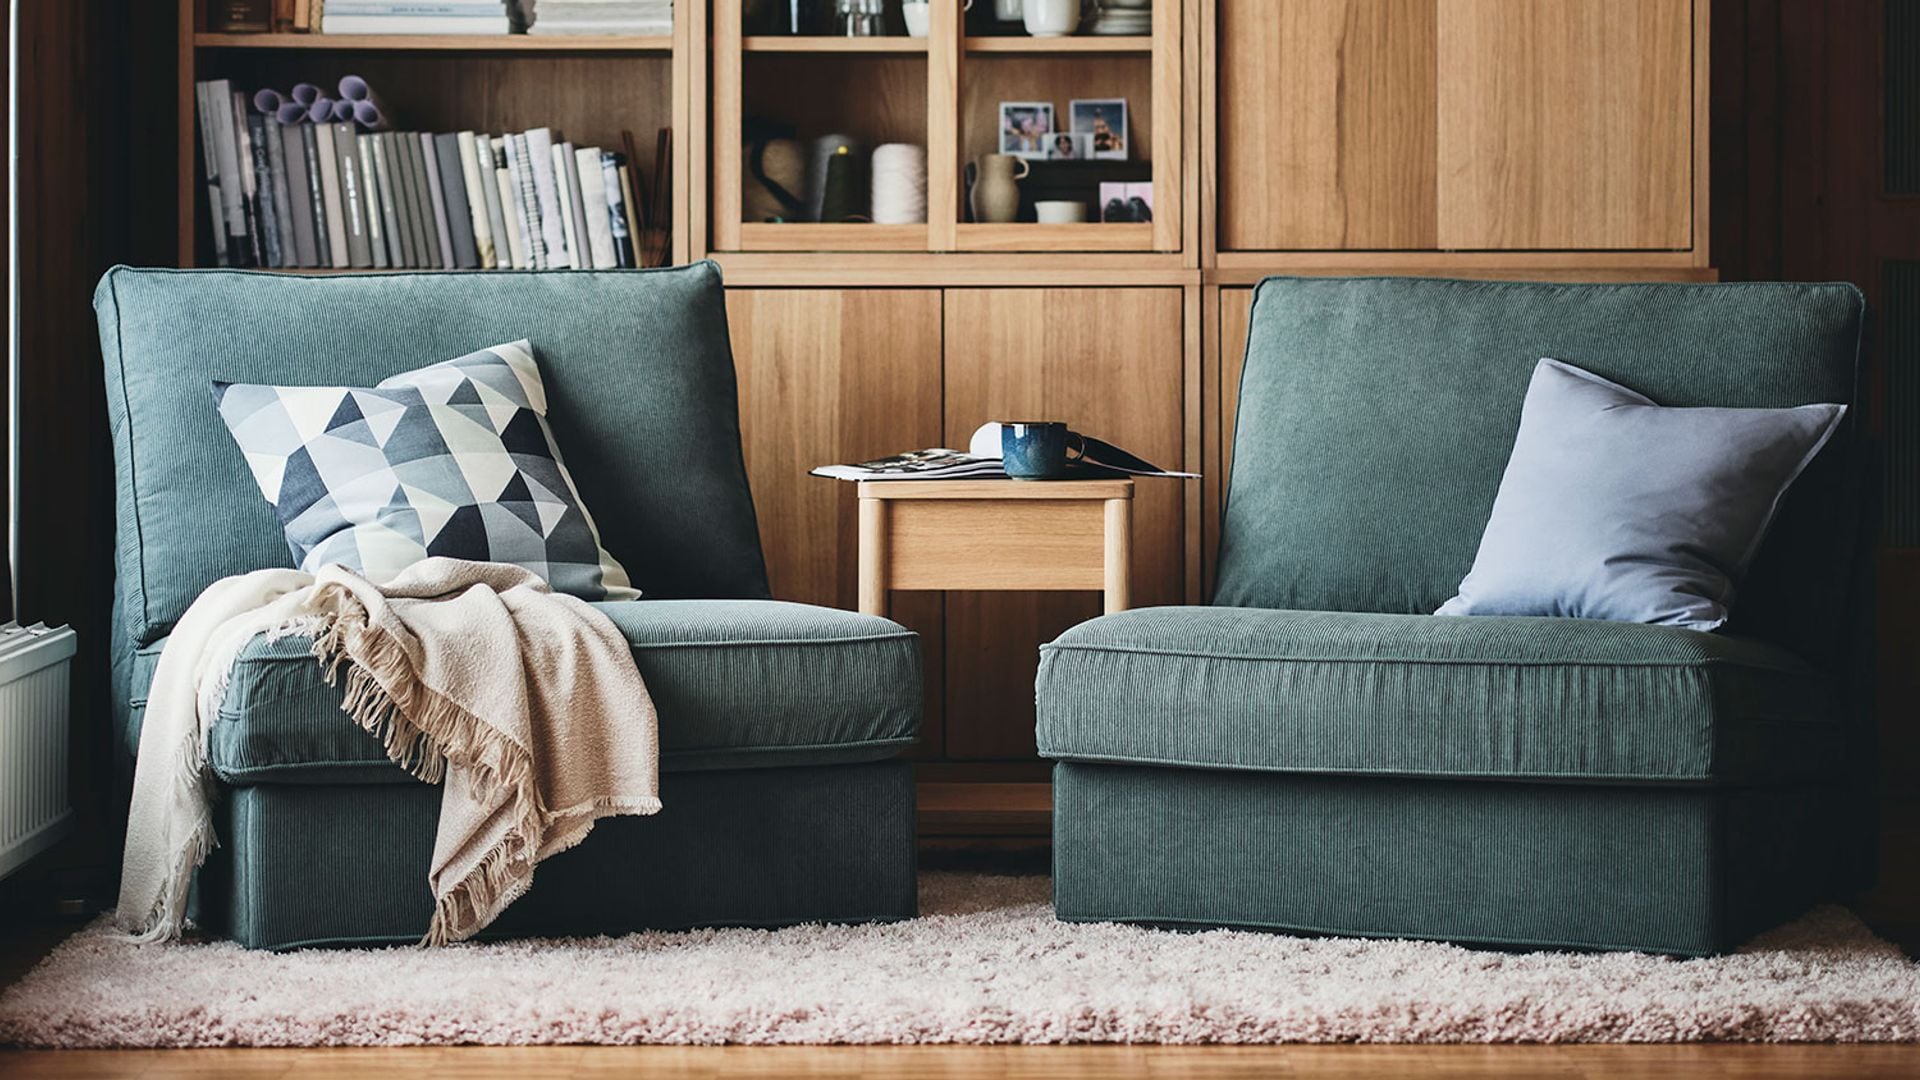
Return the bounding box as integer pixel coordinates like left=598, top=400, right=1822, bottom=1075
left=810, top=450, right=1006, bottom=481
left=813, top=425, right=1200, bottom=482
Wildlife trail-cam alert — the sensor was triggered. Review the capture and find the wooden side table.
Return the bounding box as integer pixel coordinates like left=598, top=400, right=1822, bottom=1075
left=855, top=478, right=1135, bottom=619
left=855, top=479, right=1135, bottom=842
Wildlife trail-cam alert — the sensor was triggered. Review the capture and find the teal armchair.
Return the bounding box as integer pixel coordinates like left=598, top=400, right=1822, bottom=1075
left=1037, top=277, right=1874, bottom=955
left=98, top=263, right=921, bottom=948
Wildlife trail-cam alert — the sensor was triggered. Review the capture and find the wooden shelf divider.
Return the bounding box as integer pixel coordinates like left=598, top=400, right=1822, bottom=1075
left=963, top=35, right=1154, bottom=53
left=740, top=35, right=928, bottom=54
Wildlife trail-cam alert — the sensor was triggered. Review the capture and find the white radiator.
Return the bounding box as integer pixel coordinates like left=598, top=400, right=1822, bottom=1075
left=0, top=623, right=75, bottom=881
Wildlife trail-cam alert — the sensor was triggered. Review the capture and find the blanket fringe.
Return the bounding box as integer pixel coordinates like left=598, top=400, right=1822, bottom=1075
left=306, top=588, right=549, bottom=945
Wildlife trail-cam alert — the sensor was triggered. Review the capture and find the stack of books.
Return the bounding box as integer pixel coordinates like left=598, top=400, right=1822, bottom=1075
left=524, top=0, right=672, bottom=35
left=195, top=79, right=664, bottom=271
left=321, top=1, right=514, bottom=35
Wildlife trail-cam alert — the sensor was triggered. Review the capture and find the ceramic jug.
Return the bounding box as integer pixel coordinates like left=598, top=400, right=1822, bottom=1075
left=970, top=154, right=1030, bottom=223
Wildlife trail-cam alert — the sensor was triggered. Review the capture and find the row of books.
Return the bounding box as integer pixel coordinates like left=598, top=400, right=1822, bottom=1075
left=213, top=1, right=507, bottom=34
left=212, top=1, right=674, bottom=36
left=195, top=79, right=665, bottom=271
left=322, top=2, right=512, bottom=35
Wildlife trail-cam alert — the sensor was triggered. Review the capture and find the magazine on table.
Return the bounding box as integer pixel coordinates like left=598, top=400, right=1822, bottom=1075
left=811, top=423, right=1198, bottom=481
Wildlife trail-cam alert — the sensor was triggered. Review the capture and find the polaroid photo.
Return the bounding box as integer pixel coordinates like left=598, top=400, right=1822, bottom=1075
left=1070, top=98, right=1128, bottom=160
left=1044, top=131, right=1094, bottom=161
left=999, top=101, right=1056, bottom=159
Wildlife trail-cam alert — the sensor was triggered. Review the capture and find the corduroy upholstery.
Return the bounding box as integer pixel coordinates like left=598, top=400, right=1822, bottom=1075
left=129, top=600, right=921, bottom=785
left=1040, top=278, right=1874, bottom=955
left=1037, top=607, right=1837, bottom=785
left=198, top=762, right=918, bottom=950
left=99, top=267, right=922, bottom=947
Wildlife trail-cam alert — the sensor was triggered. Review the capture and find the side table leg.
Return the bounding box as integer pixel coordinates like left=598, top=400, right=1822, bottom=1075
left=1103, top=496, right=1131, bottom=614
left=859, top=497, right=888, bottom=616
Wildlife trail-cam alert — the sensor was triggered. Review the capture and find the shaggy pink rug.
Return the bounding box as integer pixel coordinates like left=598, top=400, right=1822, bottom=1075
left=2, top=873, right=1917, bottom=1047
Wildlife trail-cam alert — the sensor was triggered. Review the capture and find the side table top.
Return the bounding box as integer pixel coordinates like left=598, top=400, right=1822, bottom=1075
left=855, top=478, right=1135, bottom=500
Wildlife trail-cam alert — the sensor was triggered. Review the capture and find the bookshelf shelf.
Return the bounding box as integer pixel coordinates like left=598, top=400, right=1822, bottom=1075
left=736, top=222, right=928, bottom=252
left=739, top=36, right=928, bottom=54
left=194, top=32, right=673, bottom=53
left=963, top=36, right=1154, bottom=54
left=954, top=222, right=1153, bottom=252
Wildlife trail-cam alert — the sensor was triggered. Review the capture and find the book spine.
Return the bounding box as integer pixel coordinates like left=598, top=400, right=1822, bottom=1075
left=211, top=0, right=272, bottom=32
left=332, top=122, right=372, bottom=269
left=553, top=144, right=582, bottom=272
left=301, top=125, right=332, bottom=266
left=313, top=122, right=348, bottom=268
left=192, top=82, right=232, bottom=267
left=434, top=132, right=481, bottom=269
left=371, top=133, right=410, bottom=269
left=507, top=134, right=544, bottom=270
left=617, top=163, right=644, bottom=268
left=456, top=132, right=496, bottom=269
left=475, top=134, right=513, bottom=270
left=386, top=132, right=422, bottom=267
left=601, top=152, right=635, bottom=270
left=271, top=0, right=296, bottom=32
left=576, top=147, right=616, bottom=270
left=561, top=141, right=595, bottom=269
left=495, top=167, right=529, bottom=270
left=234, top=97, right=267, bottom=268
left=407, top=132, right=438, bottom=268
left=241, top=108, right=280, bottom=267
left=319, top=15, right=512, bottom=34
left=212, top=85, right=255, bottom=266
left=524, top=127, right=569, bottom=268
left=420, top=134, right=457, bottom=270
left=280, top=123, right=317, bottom=266
left=357, top=134, right=389, bottom=269
left=264, top=116, right=298, bottom=265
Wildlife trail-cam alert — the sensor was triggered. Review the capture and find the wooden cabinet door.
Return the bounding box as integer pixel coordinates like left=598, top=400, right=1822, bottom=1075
left=1435, top=0, right=1693, bottom=249
left=1217, top=0, right=1438, bottom=251
left=941, top=288, right=1186, bottom=760
left=727, top=289, right=948, bottom=752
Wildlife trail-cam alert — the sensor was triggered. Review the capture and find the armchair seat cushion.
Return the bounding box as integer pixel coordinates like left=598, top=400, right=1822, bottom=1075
left=130, top=600, right=920, bottom=785
left=1036, top=607, right=1837, bottom=785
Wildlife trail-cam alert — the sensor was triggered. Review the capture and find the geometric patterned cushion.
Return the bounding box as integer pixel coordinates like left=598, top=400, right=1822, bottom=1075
left=211, top=340, right=638, bottom=601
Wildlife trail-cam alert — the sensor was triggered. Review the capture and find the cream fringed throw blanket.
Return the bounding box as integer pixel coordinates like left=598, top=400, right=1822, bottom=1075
left=117, top=558, right=660, bottom=946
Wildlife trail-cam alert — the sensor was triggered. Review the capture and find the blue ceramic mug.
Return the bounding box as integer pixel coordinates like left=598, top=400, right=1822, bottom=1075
left=1001, top=421, right=1085, bottom=479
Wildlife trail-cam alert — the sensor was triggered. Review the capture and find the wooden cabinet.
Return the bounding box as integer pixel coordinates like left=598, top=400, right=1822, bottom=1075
left=726, top=289, right=949, bottom=753
left=940, top=288, right=1187, bottom=759
left=1436, top=0, right=1692, bottom=250
left=1217, top=0, right=1437, bottom=251
left=728, top=286, right=1187, bottom=768
left=1216, top=0, right=1700, bottom=255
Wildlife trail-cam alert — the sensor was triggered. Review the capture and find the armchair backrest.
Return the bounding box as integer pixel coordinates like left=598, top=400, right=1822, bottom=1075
left=96, top=262, right=771, bottom=651
left=1213, top=277, right=1871, bottom=666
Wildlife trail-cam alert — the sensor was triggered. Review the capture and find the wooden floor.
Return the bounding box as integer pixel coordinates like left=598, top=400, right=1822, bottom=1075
left=3, top=1044, right=1920, bottom=1079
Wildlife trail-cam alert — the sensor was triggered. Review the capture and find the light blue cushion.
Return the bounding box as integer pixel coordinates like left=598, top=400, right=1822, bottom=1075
left=212, top=339, right=637, bottom=601
left=1437, top=359, right=1845, bottom=630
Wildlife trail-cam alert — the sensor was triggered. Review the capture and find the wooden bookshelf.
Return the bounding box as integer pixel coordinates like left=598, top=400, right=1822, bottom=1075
left=176, top=0, right=1714, bottom=843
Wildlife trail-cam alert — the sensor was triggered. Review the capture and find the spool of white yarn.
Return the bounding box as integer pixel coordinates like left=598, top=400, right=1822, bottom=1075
left=869, top=143, right=928, bottom=225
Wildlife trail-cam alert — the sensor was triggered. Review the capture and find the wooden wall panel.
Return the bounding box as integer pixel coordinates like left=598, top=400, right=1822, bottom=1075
left=726, top=289, right=948, bottom=754
left=1217, top=0, right=1437, bottom=251
left=941, top=288, right=1185, bottom=759
left=1436, top=0, right=1692, bottom=250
